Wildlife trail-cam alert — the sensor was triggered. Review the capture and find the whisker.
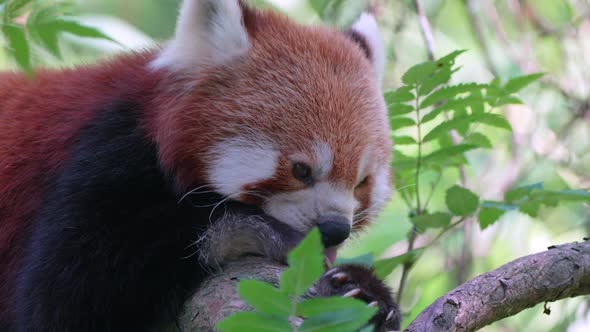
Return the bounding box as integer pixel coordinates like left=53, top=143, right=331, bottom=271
left=178, top=184, right=214, bottom=204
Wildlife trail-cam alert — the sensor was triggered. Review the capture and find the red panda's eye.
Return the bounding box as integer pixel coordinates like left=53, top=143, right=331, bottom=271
left=292, top=163, right=313, bottom=185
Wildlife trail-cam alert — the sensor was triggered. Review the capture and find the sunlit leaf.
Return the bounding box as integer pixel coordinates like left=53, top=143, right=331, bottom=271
left=421, top=96, right=487, bottom=124
left=299, top=306, right=376, bottom=332
left=385, top=86, right=414, bottom=104
left=280, top=228, right=324, bottom=297
left=423, top=113, right=510, bottom=142
left=393, top=135, right=417, bottom=145
left=421, top=144, right=478, bottom=164
left=411, top=212, right=452, bottom=232
left=297, top=297, right=369, bottom=317
left=1, top=24, right=31, bottom=72
left=402, top=61, right=436, bottom=86
left=390, top=117, right=416, bottom=130
left=464, top=133, right=492, bottom=148
left=503, top=73, right=544, bottom=93
left=388, top=103, right=414, bottom=116
left=374, top=249, right=424, bottom=279
left=446, top=185, right=479, bottom=216
left=420, top=83, right=485, bottom=108
left=217, top=312, right=291, bottom=332
left=5, top=0, right=32, bottom=20
left=238, top=280, right=291, bottom=318
left=478, top=207, right=505, bottom=229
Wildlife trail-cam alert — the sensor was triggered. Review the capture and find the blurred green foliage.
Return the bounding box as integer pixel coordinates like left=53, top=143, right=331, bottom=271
left=1, top=0, right=589, bottom=331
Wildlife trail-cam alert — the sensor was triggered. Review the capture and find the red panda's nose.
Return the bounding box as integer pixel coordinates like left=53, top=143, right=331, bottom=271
left=317, top=215, right=351, bottom=248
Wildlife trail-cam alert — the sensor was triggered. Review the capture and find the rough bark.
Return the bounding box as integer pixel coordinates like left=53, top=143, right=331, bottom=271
left=404, top=240, right=590, bottom=331
left=175, top=257, right=285, bottom=332
left=176, top=240, right=590, bottom=331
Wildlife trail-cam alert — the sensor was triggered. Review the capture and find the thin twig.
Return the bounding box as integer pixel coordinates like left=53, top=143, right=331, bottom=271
left=414, top=0, right=436, bottom=61
left=397, top=226, right=418, bottom=304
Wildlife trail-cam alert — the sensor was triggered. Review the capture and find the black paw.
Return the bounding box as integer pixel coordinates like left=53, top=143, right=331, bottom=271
left=316, top=265, right=401, bottom=332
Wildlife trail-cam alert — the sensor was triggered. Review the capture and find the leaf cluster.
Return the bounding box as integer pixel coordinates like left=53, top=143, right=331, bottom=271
left=0, top=0, right=115, bottom=72
left=388, top=51, right=546, bottom=235
left=217, top=229, right=377, bottom=332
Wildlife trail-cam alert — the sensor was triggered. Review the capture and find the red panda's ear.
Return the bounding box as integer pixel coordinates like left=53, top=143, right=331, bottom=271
left=348, top=13, right=386, bottom=83
left=151, top=0, right=250, bottom=72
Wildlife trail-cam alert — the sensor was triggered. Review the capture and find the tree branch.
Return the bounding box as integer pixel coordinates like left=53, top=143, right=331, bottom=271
left=404, top=240, right=590, bottom=331
left=175, top=258, right=285, bottom=332
left=175, top=240, right=590, bottom=331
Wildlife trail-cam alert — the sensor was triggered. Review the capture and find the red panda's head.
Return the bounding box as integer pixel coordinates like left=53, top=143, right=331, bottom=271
left=151, top=0, right=391, bottom=250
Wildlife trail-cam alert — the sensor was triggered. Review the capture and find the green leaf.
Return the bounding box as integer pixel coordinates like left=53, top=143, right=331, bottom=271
left=520, top=201, right=542, bottom=217
left=334, top=253, right=373, bottom=267
left=393, top=135, right=417, bottom=145
left=420, top=83, right=485, bottom=108
left=421, top=96, right=487, bottom=124
left=436, top=50, right=466, bottom=66
left=469, top=90, right=485, bottom=113
left=473, top=113, right=512, bottom=130
left=299, top=307, right=377, bottom=332
left=5, top=0, right=32, bottom=20
left=238, top=280, right=291, bottom=318
left=402, top=61, right=437, bottom=86
left=423, top=113, right=510, bottom=142
left=47, top=19, right=115, bottom=42
left=464, top=133, right=492, bottom=148
left=418, top=50, right=465, bottom=95
left=309, top=0, right=332, bottom=15
left=492, top=95, right=523, bottom=107
left=478, top=207, right=505, bottom=229
left=503, top=73, right=544, bottom=93
left=217, top=312, right=291, bottom=332
left=388, top=103, right=414, bottom=116
left=385, top=86, right=414, bottom=103
left=418, top=65, right=454, bottom=96
left=29, top=22, right=61, bottom=58
left=421, top=144, right=478, bottom=165
left=1, top=24, right=31, bottom=72
left=374, top=249, right=424, bottom=279
left=446, top=185, right=479, bottom=216
left=297, top=297, right=369, bottom=317
left=280, top=228, right=324, bottom=297
left=411, top=212, right=452, bottom=232
left=390, top=117, right=416, bottom=130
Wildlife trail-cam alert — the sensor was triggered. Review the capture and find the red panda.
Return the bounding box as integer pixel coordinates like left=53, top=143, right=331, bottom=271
left=0, top=0, right=398, bottom=331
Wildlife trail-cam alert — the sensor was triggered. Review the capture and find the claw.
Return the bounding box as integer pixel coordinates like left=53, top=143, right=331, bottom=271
left=324, top=268, right=339, bottom=276
left=330, top=272, right=348, bottom=285
left=343, top=288, right=361, bottom=298
left=386, top=309, right=395, bottom=321
left=367, top=301, right=378, bottom=307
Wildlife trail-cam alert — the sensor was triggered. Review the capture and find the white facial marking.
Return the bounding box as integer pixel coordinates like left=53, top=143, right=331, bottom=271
left=312, top=141, right=333, bottom=178
left=208, top=138, right=278, bottom=197
left=151, top=0, right=250, bottom=71
left=351, top=13, right=386, bottom=82
left=264, top=183, right=356, bottom=232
